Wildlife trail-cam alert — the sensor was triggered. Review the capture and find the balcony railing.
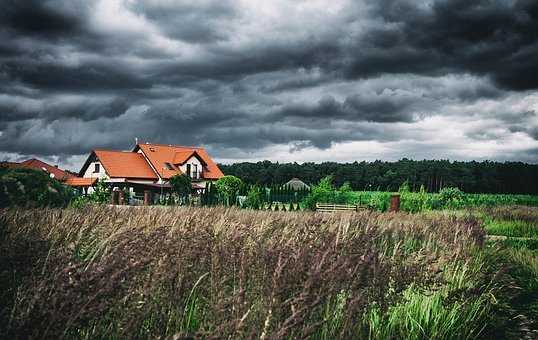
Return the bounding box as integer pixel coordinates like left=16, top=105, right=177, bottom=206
left=190, top=172, right=202, bottom=181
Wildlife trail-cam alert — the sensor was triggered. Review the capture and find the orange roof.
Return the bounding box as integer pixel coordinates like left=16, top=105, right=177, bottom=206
left=173, top=150, right=207, bottom=165
left=94, top=150, right=158, bottom=179
left=173, top=150, right=195, bottom=164
left=65, top=177, right=97, bottom=187
left=135, top=143, right=224, bottom=180
left=20, top=158, right=73, bottom=181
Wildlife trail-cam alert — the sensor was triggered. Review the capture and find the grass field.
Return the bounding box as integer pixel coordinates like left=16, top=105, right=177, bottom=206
left=479, top=206, right=538, bottom=337
left=0, top=205, right=536, bottom=339
left=348, top=191, right=538, bottom=212
left=485, top=220, right=538, bottom=239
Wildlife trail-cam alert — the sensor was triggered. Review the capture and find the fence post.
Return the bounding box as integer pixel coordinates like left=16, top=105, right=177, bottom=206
left=144, top=190, right=152, bottom=206
left=111, top=190, right=118, bottom=205
left=390, top=193, right=400, bottom=212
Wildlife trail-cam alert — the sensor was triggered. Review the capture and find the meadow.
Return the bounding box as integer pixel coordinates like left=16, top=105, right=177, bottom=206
left=1, top=205, right=536, bottom=339
left=352, top=191, right=538, bottom=212
left=231, top=176, right=538, bottom=212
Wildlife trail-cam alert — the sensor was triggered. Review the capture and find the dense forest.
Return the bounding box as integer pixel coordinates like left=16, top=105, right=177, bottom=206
left=219, top=159, right=538, bottom=194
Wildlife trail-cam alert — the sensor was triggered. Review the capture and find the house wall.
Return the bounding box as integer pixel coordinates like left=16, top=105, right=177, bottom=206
left=179, top=156, right=203, bottom=178
left=83, top=161, right=108, bottom=179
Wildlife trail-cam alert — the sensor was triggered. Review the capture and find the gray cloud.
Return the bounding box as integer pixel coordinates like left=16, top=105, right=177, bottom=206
left=128, top=0, right=238, bottom=43
left=0, top=0, right=537, bottom=168
left=0, top=0, right=82, bottom=38
left=351, top=0, right=538, bottom=89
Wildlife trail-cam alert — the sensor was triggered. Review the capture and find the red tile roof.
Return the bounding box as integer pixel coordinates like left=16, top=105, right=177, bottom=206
left=93, top=150, right=158, bottom=179
left=19, top=158, right=73, bottom=181
left=135, top=143, right=223, bottom=180
left=65, top=177, right=98, bottom=187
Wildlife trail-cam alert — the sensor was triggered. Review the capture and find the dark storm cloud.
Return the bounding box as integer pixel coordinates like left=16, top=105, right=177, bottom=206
left=0, top=0, right=537, bottom=165
left=0, top=0, right=81, bottom=37
left=349, top=0, right=538, bottom=90
left=2, top=0, right=538, bottom=90
left=268, top=93, right=417, bottom=124
left=0, top=94, right=129, bottom=125
left=155, top=40, right=341, bottom=85
left=1, top=60, right=150, bottom=92
left=258, top=71, right=332, bottom=93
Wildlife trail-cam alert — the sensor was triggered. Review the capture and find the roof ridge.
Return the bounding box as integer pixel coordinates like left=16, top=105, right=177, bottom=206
left=94, top=149, right=135, bottom=153
left=138, top=142, right=205, bottom=150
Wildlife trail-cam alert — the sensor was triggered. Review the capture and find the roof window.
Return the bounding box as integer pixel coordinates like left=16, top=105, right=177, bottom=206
left=149, top=147, right=155, bottom=152
left=164, top=162, right=174, bottom=170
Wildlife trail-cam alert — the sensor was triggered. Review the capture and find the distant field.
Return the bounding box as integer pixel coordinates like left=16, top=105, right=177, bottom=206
left=347, top=191, right=538, bottom=212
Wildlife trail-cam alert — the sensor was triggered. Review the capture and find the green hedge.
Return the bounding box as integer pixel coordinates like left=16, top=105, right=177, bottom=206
left=0, top=167, right=74, bottom=208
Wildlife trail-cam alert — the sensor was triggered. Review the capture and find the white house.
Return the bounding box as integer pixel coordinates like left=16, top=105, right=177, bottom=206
left=68, top=142, right=224, bottom=199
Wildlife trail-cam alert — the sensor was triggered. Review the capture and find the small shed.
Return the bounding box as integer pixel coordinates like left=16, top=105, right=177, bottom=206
left=283, top=178, right=310, bottom=191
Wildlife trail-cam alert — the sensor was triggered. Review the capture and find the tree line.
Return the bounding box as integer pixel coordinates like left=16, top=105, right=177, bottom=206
left=219, top=159, right=538, bottom=194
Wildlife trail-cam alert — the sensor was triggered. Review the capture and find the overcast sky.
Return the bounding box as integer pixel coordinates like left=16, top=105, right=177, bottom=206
left=1, top=0, right=537, bottom=171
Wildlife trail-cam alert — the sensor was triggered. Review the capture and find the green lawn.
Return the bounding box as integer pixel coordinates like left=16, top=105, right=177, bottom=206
left=481, top=208, right=538, bottom=338
left=484, top=220, right=538, bottom=238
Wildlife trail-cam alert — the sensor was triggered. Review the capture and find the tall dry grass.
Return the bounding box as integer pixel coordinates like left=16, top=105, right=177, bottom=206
left=0, top=206, right=492, bottom=339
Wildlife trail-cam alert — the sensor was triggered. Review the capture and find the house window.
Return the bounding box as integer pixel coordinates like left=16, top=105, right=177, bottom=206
left=186, top=164, right=191, bottom=177
left=94, top=163, right=100, bottom=173
left=192, top=164, right=198, bottom=179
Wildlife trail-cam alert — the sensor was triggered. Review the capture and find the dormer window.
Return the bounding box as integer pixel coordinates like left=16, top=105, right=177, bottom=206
left=94, top=163, right=100, bottom=173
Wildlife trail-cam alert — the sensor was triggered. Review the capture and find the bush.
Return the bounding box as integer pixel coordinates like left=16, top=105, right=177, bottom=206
left=69, top=195, right=90, bottom=209
left=400, top=185, right=429, bottom=213
left=215, top=175, right=244, bottom=206
left=302, top=176, right=356, bottom=210
left=367, top=191, right=391, bottom=212
left=170, top=174, right=192, bottom=205
left=302, top=176, right=334, bottom=210
left=0, top=168, right=74, bottom=208
left=336, top=182, right=354, bottom=204
left=245, top=185, right=264, bottom=209
left=86, top=178, right=111, bottom=204
left=439, top=187, right=465, bottom=209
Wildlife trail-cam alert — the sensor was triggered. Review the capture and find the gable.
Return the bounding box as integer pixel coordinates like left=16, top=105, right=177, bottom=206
left=173, top=150, right=207, bottom=166
left=134, top=143, right=223, bottom=180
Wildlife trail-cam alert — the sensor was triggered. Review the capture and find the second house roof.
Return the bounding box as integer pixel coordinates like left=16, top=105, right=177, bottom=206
left=94, top=150, right=158, bottom=179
